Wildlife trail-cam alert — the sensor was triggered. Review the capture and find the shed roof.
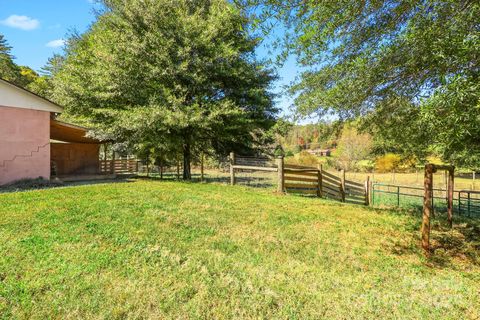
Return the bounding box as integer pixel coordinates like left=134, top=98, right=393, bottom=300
left=50, top=119, right=101, bottom=144
left=0, top=78, right=64, bottom=113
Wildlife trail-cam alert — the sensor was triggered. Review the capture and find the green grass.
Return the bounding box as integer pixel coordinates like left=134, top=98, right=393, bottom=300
left=0, top=179, right=479, bottom=319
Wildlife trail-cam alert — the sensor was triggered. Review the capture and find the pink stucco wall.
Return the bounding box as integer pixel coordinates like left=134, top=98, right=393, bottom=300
left=0, top=106, right=50, bottom=185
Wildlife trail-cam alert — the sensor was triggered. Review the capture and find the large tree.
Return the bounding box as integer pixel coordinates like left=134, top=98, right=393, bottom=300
left=238, top=0, right=480, bottom=167
left=52, top=0, right=277, bottom=178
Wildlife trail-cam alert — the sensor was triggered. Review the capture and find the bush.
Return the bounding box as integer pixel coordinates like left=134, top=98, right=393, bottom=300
left=285, top=151, right=319, bottom=167
left=357, top=160, right=375, bottom=172
left=293, top=145, right=302, bottom=154
left=375, top=154, right=401, bottom=172
left=285, top=150, right=294, bottom=157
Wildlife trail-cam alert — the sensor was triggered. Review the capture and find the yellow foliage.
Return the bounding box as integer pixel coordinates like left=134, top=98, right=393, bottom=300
left=285, top=151, right=319, bottom=167
left=375, top=153, right=401, bottom=172
left=426, top=156, right=445, bottom=165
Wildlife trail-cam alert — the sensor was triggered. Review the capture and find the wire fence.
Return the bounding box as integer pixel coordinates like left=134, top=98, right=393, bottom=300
left=137, top=160, right=480, bottom=218
left=372, top=183, right=480, bottom=218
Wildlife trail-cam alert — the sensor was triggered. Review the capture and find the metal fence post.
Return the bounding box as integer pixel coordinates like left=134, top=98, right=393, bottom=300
left=458, top=192, right=461, bottom=214
left=397, top=186, right=400, bottom=207
left=468, top=191, right=471, bottom=216
left=372, top=183, right=375, bottom=205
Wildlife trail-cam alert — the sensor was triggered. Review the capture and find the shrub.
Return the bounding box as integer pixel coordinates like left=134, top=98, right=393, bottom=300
left=293, top=145, right=302, bottom=154
left=375, top=153, right=401, bottom=172
left=285, top=150, right=294, bottom=157
left=285, top=151, right=319, bottom=167
left=357, top=160, right=375, bottom=172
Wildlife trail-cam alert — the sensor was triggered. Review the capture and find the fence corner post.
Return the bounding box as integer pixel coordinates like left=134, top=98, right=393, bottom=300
left=422, top=164, right=434, bottom=254
left=340, top=169, right=346, bottom=202
left=365, top=176, right=370, bottom=206
left=317, top=164, right=323, bottom=198
left=276, top=156, right=285, bottom=193
left=230, top=152, right=236, bottom=185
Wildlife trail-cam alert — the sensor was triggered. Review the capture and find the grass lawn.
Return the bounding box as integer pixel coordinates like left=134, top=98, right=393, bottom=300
left=0, top=179, right=479, bottom=319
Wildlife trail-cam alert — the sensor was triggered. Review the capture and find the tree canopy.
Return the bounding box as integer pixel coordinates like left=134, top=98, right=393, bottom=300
left=238, top=0, right=480, bottom=167
left=52, top=0, right=278, bottom=178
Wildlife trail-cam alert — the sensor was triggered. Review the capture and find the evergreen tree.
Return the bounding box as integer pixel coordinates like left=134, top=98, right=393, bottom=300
left=0, top=34, right=21, bottom=83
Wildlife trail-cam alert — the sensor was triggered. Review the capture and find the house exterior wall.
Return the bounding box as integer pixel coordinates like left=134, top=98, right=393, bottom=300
left=0, top=106, right=51, bottom=185
left=51, top=143, right=100, bottom=176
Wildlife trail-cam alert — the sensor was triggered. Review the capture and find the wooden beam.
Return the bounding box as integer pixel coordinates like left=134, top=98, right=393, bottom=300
left=276, top=156, right=285, bottom=193
left=232, top=165, right=278, bottom=172
left=365, top=176, right=370, bottom=206
left=317, top=164, right=323, bottom=198
left=422, top=164, right=434, bottom=253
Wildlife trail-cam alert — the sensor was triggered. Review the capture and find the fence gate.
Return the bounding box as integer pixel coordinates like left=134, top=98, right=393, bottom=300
left=458, top=190, right=480, bottom=217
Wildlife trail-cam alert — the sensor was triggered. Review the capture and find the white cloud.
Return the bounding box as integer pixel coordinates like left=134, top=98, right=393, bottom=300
left=46, top=39, right=65, bottom=48
left=1, top=15, right=39, bottom=30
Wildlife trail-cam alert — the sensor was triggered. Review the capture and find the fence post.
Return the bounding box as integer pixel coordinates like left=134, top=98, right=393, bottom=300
left=276, top=156, right=284, bottom=193
left=458, top=191, right=461, bottom=214
left=340, top=169, right=346, bottom=202
left=468, top=191, right=471, bottom=216
left=111, top=150, right=116, bottom=174
left=422, top=164, right=434, bottom=253
left=365, top=176, right=370, bottom=206
left=473, top=171, right=476, bottom=190
left=397, top=186, right=400, bottom=207
left=176, top=159, right=180, bottom=180
left=372, top=183, right=375, bottom=205
left=230, top=152, right=236, bottom=185
left=317, top=164, right=323, bottom=198
left=447, top=167, right=454, bottom=227
left=200, top=152, right=205, bottom=182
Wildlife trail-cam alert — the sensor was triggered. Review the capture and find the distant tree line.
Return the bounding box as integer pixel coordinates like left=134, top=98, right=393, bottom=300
left=238, top=0, right=480, bottom=169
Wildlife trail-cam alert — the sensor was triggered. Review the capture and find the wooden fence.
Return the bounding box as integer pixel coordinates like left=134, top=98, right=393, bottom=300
left=230, top=152, right=370, bottom=205
left=99, top=159, right=139, bottom=174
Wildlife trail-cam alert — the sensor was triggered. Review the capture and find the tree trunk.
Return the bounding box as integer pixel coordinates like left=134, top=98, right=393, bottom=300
left=183, top=142, right=191, bottom=180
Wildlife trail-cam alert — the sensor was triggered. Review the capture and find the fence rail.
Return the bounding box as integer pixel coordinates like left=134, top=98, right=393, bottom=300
left=458, top=190, right=480, bottom=217
left=372, top=183, right=480, bottom=218
left=99, top=159, right=139, bottom=174
left=230, top=152, right=369, bottom=205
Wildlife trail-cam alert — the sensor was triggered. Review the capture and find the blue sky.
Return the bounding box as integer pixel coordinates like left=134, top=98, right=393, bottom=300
left=0, top=0, right=300, bottom=118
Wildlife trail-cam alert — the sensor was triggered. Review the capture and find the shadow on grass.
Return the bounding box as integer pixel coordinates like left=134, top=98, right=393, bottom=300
left=359, top=205, right=480, bottom=269
left=137, top=172, right=276, bottom=189
left=428, top=218, right=480, bottom=268
left=0, top=177, right=137, bottom=194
